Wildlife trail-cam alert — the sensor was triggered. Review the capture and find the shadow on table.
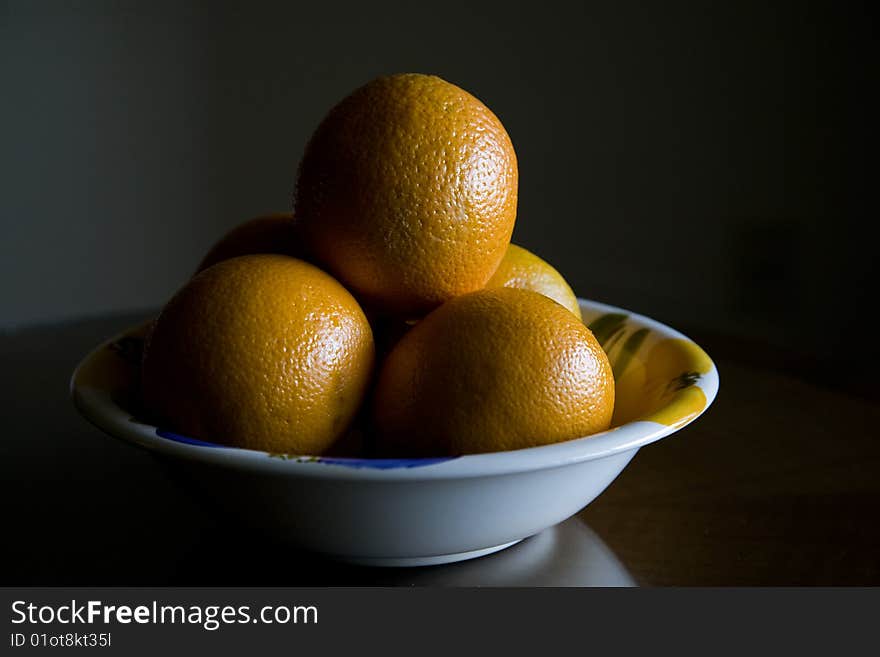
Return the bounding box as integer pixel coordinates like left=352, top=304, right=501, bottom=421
left=172, top=514, right=637, bottom=587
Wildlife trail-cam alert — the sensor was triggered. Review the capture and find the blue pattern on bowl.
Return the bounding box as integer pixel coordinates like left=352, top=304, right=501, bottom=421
left=315, top=456, right=458, bottom=469
left=156, top=428, right=225, bottom=448
left=155, top=428, right=458, bottom=468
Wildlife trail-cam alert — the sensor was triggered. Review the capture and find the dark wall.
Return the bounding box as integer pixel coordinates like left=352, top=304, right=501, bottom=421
left=1, top=2, right=871, bottom=379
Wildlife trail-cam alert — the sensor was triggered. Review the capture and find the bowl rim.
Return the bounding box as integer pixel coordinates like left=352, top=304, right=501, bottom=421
left=70, top=297, right=719, bottom=481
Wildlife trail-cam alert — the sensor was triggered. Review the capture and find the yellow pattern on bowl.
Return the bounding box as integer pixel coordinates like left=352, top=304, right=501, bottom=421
left=583, top=312, right=713, bottom=428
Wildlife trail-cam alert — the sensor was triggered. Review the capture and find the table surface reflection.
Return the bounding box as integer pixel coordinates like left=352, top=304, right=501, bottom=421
left=2, top=313, right=878, bottom=586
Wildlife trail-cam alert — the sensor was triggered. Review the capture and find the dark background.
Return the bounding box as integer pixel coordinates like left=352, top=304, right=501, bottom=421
left=1, top=0, right=873, bottom=389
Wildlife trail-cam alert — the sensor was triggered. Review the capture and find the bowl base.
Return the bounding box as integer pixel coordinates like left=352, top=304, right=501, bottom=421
left=336, top=539, right=524, bottom=568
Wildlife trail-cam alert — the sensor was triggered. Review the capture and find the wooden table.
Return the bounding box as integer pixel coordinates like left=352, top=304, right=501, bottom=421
left=2, top=313, right=877, bottom=586
left=582, top=340, right=880, bottom=586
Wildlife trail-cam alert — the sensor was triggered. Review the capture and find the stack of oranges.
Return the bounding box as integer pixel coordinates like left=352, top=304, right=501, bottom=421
left=142, top=73, right=614, bottom=457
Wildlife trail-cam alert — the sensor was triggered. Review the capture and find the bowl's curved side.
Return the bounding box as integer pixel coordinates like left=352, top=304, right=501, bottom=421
left=156, top=445, right=639, bottom=562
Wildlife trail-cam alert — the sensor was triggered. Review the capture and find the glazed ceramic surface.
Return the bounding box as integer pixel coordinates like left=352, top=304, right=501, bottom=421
left=71, top=299, right=719, bottom=566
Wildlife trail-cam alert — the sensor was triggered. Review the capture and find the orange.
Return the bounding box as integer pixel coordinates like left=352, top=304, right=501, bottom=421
left=485, top=243, right=581, bottom=318
left=294, top=73, right=518, bottom=317
left=196, top=213, right=302, bottom=273
left=142, top=254, right=375, bottom=453
left=372, top=288, right=614, bottom=456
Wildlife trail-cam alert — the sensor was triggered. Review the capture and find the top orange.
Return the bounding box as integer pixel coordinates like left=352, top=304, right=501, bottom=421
left=294, top=73, right=518, bottom=317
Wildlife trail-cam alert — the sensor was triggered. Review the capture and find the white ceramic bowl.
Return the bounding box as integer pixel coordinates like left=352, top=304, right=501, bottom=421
left=71, top=298, right=718, bottom=566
